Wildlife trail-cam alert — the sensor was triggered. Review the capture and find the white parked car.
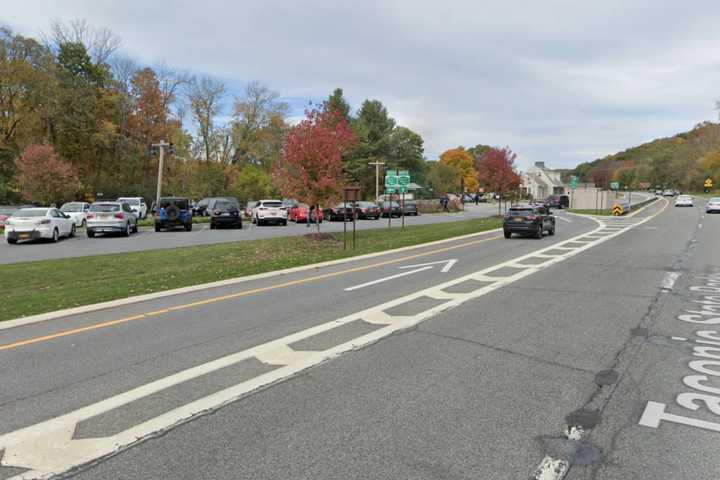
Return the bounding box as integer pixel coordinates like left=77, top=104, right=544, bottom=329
left=117, top=197, right=148, bottom=219
left=706, top=197, right=720, bottom=214
left=674, top=195, right=693, bottom=207
left=86, top=202, right=139, bottom=237
left=4, top=207, right=76, bottom=244
left=252, top=199, right=288, bottom=226
left=60, top=201, right=90, bottom=227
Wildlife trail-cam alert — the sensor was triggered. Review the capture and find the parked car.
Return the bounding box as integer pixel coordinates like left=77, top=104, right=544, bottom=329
left=117, top=197, right=148, bottom=219
left=674, top=195, right=693, bottom=207
left=663, top=189, right=675, bottom=197
left=654, top=189, right=663, bottom=195
left=245, top=200, right=258, bottom=218
left=0, top=206, right=20, bottom=232
left=354, top=201, right=381, bottom=220
left=289, top=203, right=324, bottom=223
left=5, top=207, right=76, bottom=244
left=210, top=200, right=243, bottom=229
left=153, top=197, right=193, bottom=231
left=252, top=199, right=288, bottom=226
left=379, top=201, right=402, bottom=218
left=194, top=197, right=240, bottom=216
left=503, top=205, right=555, bottom=239
left=706, top=197, right=720, bottom=214
left=326, top=204, right=355, bottom=221
left=60, top=202, right=90, bottom=227
left=86, top=202, right=138, bottom=237
left=403, top=200, right=419, bottom=216
left=545, top=194, right=569, bottom=209
left=281, top=199, right=297, bottom=212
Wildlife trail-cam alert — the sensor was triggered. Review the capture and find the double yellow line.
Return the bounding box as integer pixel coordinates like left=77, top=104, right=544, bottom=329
left=0, top=234, right=502, bottom=352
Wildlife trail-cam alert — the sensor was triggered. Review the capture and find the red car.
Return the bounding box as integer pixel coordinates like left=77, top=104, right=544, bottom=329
left=289, top=203, right=324, bottom=223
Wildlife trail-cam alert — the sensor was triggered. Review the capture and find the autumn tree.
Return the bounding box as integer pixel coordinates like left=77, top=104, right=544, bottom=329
left=15, top=144, right=79, bottom=205
left=188, top=76, right=226, bottom=163
left=476, top=147, right=521, bottom=214
left=273, top=108, right=356, bottom=232
left=426, top=161, right=458, bottom=196
left=439, top=147, right=479, bottom=192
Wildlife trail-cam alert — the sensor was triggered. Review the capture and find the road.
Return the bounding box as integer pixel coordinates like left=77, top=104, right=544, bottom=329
left=3, top=197, right=716, bottom=478
left=0, top=193, right=653, bottom=265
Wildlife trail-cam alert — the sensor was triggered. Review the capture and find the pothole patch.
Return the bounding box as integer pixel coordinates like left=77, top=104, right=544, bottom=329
left=594, top=369, right=619, bottom=386
left=565, top=408, right=601, bottom=429
left=538, top=436, right=603, bottom=465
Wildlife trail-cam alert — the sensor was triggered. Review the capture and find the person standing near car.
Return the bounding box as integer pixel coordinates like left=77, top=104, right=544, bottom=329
left=474, top=193, right=480, bottom=205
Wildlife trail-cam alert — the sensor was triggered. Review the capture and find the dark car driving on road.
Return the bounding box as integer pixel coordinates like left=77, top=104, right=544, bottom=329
left=154, top=197, right=193, bottom=232
left=503, top=205, right=555, bottom=239
left=210, top=200, right=242, bottom=229
left=545, top=194, right=569, bottom=209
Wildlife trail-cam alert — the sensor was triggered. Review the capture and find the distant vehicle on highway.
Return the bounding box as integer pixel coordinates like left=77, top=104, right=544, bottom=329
left=545, top=194, right=569, bottom=209
left=706, top=197, right=720, bottom=214
left=378, top=201, right=401, bottom=218
left=210, top=199, right=242, bottom=229
left=0, top=206, right=20, bottom=232
left=252, top=199, right=288, bottom=226
left=663, top=189, right=675, bottom=197
left=60, top=202, right=90, bottom=227
left=86, top=202, right=138, bottom=237
left=326, top=204, right=355, bottom=222
left=5, top=207, right=76, bottom=244
left=289, top=204, right=323, bottom=223
left=153, top=197, right=193, bottom=232
left=353, top=201, right=381, bottom=220
left=503, top=205, right=555, bottom=239
left=117, top=197, right=147, bottom=219
left=674, top=195, right=693, bottom=207
left=403, top=200, right=419, bottom=216
left=654, top=189, right=663, bottom=195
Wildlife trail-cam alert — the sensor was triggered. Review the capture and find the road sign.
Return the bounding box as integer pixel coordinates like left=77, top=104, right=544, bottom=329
left=610, top=181, right=620, bottom=190
left=343, top=185, right=361, bottom=202
left=398, top=170, right=410, bottom=186
left=612, top=204, right=624, bottom=216
left=384, top=176, right=398, bottom=187
left=570, top=176, right=579, bottom=190
left=705, top=178, right=713, bottom=188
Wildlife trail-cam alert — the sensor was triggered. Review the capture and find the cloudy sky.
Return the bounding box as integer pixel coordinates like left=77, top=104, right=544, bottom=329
left=5, top=0, right=720, bottom=169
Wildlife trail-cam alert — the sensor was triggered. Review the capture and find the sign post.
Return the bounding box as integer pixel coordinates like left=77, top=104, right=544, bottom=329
left=385, top=170, right=398, bottom=228
left=398, top=170, right=410, bottom=229
left=705, top=178, right=714, bottom=193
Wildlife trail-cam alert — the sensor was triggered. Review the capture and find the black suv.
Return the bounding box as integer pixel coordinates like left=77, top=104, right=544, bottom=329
left=153, top=197, right=193, bottom=232
left=503, top=205, right=555, bottom=239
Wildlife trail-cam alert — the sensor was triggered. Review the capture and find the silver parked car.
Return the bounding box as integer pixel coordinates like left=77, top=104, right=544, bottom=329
left=86, top=202, right=138, bottom=237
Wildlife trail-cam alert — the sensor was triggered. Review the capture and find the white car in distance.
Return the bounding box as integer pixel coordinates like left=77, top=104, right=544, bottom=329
left=4, top=207, right=76, bottom=244
left=674, top=195, right=693, bottom=207
left=117, top=197, right=148, bottom=219
left=60, top=202, right=90, bottom=227
left=706, top=197, right=720, bottom=214
left=252, top=199, right=288, bottom=226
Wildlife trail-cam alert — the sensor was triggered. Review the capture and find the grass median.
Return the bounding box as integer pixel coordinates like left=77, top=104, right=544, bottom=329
left=0, top=216, right=502, bottom=322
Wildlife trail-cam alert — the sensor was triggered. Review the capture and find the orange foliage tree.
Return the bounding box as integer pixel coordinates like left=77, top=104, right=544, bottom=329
left=15, top=144, right=80, bottom=205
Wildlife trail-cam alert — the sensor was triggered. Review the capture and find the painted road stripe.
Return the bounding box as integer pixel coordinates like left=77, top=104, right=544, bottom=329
left=343, top=266, right=434, bottom=291
left=0, top=202, right=670, bottom=479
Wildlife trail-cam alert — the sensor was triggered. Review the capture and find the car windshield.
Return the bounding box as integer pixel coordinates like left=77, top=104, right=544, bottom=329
left=60, top=203, right=84, bottom=212
left=262, top=201, right=282, bottom=208
left=710, top=198, right=720, bottom=203
left=119, top=198, right=140, bottom=206
left=90, top=204, right=120, bottom=212
left=508, top=209, right=534, bottom=216
left=13, top=208, right=48, bottom=217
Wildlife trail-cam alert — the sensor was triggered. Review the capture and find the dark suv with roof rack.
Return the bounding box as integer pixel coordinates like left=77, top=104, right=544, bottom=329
left=153, top=197, right=193, bottom=232
left=503, top=205, right=555, bottom=239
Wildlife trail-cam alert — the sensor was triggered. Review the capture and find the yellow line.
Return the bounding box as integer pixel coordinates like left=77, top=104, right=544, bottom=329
left=0, top=234, right=502, bottom=352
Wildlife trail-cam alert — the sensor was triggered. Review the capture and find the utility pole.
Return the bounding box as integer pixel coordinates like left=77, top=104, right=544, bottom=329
left=152, top=140, right=171, bottom=209
left=369, top=160, right=385, bottom=202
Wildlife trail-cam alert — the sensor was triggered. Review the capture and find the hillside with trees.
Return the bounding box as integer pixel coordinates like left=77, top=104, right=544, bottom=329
left=572, top=121, right=720, bottom=190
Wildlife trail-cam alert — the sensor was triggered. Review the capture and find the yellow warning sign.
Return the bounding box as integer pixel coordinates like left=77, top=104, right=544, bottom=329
left=705, top=178, right=713, bottom=188
left=612, top=204, right=624, bottom=216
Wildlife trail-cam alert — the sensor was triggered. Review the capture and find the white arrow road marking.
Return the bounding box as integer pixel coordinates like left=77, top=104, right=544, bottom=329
left=0, top=203, right=668, bottom=480
left=397, top=258, right=458, bottom=273
left=555, top=216, right=572, bottom=223
left=343, top=266, right=434, bottom=291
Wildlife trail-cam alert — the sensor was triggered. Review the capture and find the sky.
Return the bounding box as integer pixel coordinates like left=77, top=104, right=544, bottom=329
left=4, top=0, right=720, bottom=170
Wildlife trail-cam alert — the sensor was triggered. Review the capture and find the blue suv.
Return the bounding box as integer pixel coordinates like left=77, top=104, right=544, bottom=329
left=154, top=197, right=193, bottom=232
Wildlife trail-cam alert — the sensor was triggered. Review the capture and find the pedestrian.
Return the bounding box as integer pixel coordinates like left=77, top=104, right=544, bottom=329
left=441, top=195, right=449, bottom=212
left=474, top=193, right=480, bottom=205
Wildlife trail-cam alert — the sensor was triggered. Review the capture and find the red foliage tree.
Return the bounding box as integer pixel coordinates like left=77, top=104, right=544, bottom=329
left=273, top=108, right=356, bottom=232
left=476, top=147, right=522, bottom=214
left=14, top=144, right=80, bottom=205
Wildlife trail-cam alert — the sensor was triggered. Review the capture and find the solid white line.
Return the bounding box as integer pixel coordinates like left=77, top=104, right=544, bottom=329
left=343, top=266, right=434, bottom=291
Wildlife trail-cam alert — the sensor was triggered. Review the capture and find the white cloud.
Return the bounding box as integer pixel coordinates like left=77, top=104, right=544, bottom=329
left=4, top=0, right=720, bottom=170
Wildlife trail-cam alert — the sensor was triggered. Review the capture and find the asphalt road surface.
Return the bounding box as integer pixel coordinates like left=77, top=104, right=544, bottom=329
left=0, top=193, right=653, bottom=265
left=2, top=196, right=709, bottom=480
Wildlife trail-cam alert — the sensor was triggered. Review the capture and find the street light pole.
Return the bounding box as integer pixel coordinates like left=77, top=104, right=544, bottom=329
left=369, top=160, right=385, bottom=202
left=152, top=140, right=171, bottom=209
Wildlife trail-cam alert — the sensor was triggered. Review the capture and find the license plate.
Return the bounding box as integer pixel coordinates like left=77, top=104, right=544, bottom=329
left=19, top=233, right=30, bottom=239
left=514, top=217, right=523, bottom=222
left=100, top=214, right=110, bottom=219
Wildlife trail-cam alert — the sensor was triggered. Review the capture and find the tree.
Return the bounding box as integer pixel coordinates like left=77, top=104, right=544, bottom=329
left=614, top=167, right=637, bottom=189
left=188, top=76, right=226, bottom=162
left=325, top=88, right=351, bottom=120
left=230, top=164, right=274, bottom=203
left=46, top=18, right=120, bottom=64
left=439, top=147, right=479, bottom=192
left=273, top=108, right=356, bottom=232
left=15, top=144, right=79, bottom=205
left=347, top=99, right=396, bottom=196
left=476, top=147, right=521, bottom=214
left=426, top=161, right=457, bottom=196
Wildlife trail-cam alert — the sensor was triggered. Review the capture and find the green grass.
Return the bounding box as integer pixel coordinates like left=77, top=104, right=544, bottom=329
left=0, top=217, right=503, bottom=322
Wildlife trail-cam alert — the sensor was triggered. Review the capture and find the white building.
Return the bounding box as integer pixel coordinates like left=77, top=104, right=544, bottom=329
left=521, top=162, right=565, bottom=200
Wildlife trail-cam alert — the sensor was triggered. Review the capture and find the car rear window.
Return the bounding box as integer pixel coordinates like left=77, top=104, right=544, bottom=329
left=262, top=201, right=282, bottom=208
left=160, top=199, right=188, bottom=209
left=508, top=209, right=534, bottom=216
left=12, top=209, right=47, bottom=217
left=61, top=203, right=84, bottom=212
left=0, top=207, right=18, bottom=215
left=90, top=204, right=120, bottom=212
left=118, top=198, right=140, bottom=205
left=215, top=201, right=236, bottom=210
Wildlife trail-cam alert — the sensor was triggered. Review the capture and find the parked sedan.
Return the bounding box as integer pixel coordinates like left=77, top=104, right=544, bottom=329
left=0, top=206, right=19, bottom=232
left=403, top=200, right=419, bottom=216
left=706, top=197, right=720, bottom=214
left=289, top=203, right=324, bottom=223
left=503, top=205, right=555, bottom=239
left=86, top=202, right=138, bottom=237
left=326, top=204, right=355, bottom=221
left=379, top=201, right=402, bottom=218
left=5, top=207, right=76, bottom=244
left=674, top=195, right=693, bottom=207
left=210, top=200, right=243, bottom=229
left=60, top=201, right=90, bottom=227
left=354, top=201, right=381, bottom=220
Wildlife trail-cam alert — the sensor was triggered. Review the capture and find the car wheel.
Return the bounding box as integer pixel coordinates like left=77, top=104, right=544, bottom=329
left=155, top=224, right=161, bottom=232
left=535, top=224, right=543, bottom=239
left=548, top=224, right=555, bottom=236
left=504, top=230, right=512, bottom=239
left=69, top=225, right=76, bottom=238
left=210, top=223, right=215, bottom=230
left=185, top=223, right=193, bottom=232
left=132, top=222, right=138, bottom=233
left=52, top=228, right=59, bottom=243
left=123, top=223, right=131, bottom=237
left=7, top=238, right=17, bottom=244
left=282, top=220, right=287, bottom=226
left=87, top=229, right=95, bottom=238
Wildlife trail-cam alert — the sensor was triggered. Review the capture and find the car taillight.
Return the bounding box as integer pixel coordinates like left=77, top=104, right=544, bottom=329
left=38, top=219, right=51, bottom=224
left=114, top=212, right=124, bottom=219
left=526, top=215, right=537, bottom=221
left=213, top=210, right=221, bottom=215
left=361, top=208, right=368, bottom=212
left=87, top=213, right=95, bottom=219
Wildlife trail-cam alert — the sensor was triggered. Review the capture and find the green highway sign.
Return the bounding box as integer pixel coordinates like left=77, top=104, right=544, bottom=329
left=385, top=176, right=398, bottom=187
left=570, top=175, right=579, bottom=190
left=610, top=181, right=620, bottom=190
left=385, top=169, right=411, bottom=193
